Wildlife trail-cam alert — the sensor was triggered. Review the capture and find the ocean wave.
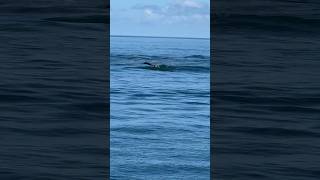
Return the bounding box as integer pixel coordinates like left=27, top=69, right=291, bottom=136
left=111, top=53, right=209, bottom=60
left=111, top=54, right=169, bottom=61
left=111, top=53, right=209, bottom=72
left=175, top=65, right=209, bottom=72
left=127, top=65, right=209, bottom=73
left=184, top=55, right=209, bottom=59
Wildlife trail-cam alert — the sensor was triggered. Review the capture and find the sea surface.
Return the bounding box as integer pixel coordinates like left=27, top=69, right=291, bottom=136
left=213, top=1, right=320, bottom=179
left=0, top=1, right=108, bottom=179
left=110, top=36, right=210, bottom=179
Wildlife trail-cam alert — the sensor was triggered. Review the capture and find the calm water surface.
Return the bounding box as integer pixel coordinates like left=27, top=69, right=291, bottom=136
left=111, top=36, right=210, bottom=179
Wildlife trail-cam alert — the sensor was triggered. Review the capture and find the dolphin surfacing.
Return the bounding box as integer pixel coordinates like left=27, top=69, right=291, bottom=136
left=143, top=62, right=160, bottom=68
left=143, top=62, right=174, bottom=71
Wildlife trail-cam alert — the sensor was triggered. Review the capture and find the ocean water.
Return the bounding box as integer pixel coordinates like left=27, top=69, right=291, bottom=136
left=0, top=1, right=108, bottom=179
left=213, top=1, right=320, bottom=179
left=111, top=36, right=210, bottom=179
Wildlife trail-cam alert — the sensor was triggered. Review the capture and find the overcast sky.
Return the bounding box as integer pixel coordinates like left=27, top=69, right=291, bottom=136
left=111, top=0, right=210, bottom=38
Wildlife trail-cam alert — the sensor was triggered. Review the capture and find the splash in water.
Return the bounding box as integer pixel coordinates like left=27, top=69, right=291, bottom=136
left=143, top=62, right=174, bottom=71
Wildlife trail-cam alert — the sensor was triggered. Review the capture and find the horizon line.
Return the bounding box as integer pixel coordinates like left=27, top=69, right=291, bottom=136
left=110, top=35, right=210, bottom=40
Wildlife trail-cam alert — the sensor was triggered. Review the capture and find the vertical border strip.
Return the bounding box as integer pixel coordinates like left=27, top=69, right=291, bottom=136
left=210, top=0, right=216, bottom=179
left=106, top=0, right=111, bottom=179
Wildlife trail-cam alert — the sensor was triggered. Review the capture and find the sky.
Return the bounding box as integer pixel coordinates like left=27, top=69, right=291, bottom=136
left=111, top=0, right=210, bottom=38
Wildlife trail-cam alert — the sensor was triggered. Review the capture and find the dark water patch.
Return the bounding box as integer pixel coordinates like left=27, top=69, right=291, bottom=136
left=27, top=59, right=64, bottom=64
left=215, top=107, right=276, bottom=117
left=214, top=1, right=320, bottom=180
left=26, top=59, right=71, bottom=68
left=215, top=60, right=287, bottom=70
left=232, top=127, right=320, bottom=138
left=215, top=143, right=301, bottom=156
left=39, top=20, right=105, bottom=31
left=215, top=90, right=320, bottom=107
left=243, top=85, right=289, bottom=92
left=56, top=91, right=100, bottom=100
left=0, top=94, right=50, bottom=103
left=60, top=146, right=106, bottom=156
left=1, top=6, right=87, bottom=14
left=1, top=126, right=99, bottom=137
left=219, top=14, right=320, bottom=26
left=0, top=1, right=107, bottom=15
left=1, top=0, right=107, bottom=179
left=266, top=105, right=320, bottom=114
left=215, top=90, right=255, bottom=97
left=24, top=82, right=82, bottom=91
left=45, top=15, right=108, bottom=24
left=217, top=14, right=320, bottom=34
left=0, top=23, right=40, bottom=32
left=69, top=102, right=107, bottom=114
left=0, top=87, right=38, bottom=95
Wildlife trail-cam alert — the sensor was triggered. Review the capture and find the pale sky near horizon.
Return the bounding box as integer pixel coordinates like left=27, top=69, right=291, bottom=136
left=111, top=0, right=210, bottom=38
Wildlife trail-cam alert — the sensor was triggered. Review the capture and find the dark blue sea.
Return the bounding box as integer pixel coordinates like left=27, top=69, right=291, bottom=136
left=110, top=36, right=210, bottom=179
left=213, top=1, right=320, bottom=179
left=0, top=1, right=108, bottom=179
